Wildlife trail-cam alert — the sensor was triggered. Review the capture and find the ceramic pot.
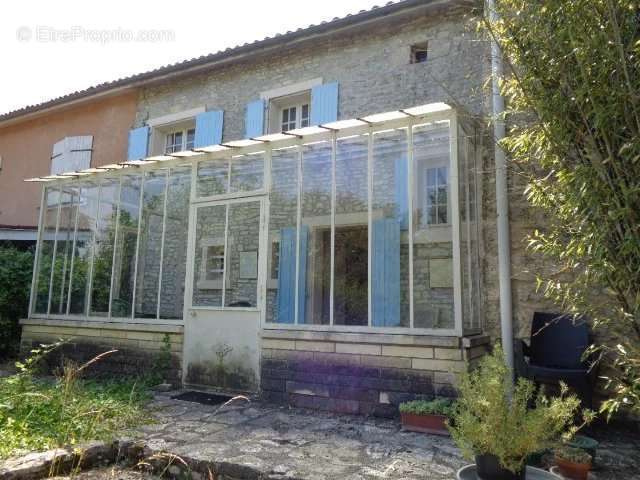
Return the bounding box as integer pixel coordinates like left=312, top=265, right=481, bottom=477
left=555, top=455, right=591, bottom=480
left=400, top=412, right=449, bottom=435
left=475, top=454, right=525, bottom=480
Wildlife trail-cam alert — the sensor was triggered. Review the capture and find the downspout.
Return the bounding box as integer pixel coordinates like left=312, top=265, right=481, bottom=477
left=487, top=0, right=514, bottom=372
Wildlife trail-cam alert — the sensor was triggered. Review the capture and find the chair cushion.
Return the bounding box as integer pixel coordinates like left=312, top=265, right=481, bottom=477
left=530, top=312, right=589, bottom=369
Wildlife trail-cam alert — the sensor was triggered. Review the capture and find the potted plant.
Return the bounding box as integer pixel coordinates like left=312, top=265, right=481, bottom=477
left=448, top=345, right=594, bottom=480
left=554, top=447, right=592, bottom=480
left=399, top=398, right=455, bottom=435
left=566, top=435, right=598, bottom=466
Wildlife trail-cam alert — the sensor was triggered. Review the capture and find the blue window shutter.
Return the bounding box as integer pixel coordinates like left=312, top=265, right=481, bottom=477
left=245, top=99, right=265, bottom=138
left=194, top=110, right=224, bottom=147
left=297, top=225, right=309, bottom=323
left=372, top=218, right=401, bottom=327
left=310, top=82, right=339, bottom=125
left=277, top=227, right=296, bottom=323
left=394, top=156, right=409, bottom=230
left=127, top=126, right=149, bottom=161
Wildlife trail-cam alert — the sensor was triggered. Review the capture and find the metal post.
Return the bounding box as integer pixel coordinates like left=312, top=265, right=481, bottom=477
left=488, top=0, right=514, bottom=372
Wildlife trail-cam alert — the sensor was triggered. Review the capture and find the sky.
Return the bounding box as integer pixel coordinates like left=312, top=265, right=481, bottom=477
left=1, top=0, right=384, bottom=115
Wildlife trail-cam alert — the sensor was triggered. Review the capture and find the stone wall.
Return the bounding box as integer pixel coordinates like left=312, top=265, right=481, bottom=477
left=134, top=7, right=488, bottom=140
left=260, top=331, right=489, bottom=417
left=19, top=319, right=183, bottom=384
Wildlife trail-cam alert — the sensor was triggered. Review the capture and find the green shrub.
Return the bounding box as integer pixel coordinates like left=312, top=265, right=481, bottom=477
left=0, top=342, right=151, bottom=459
left=448, top=345, right=594, bottom=474
left=485, top=0, right=640, bottom=420
left=399, top=398, right=455, bottom=417
left=0, top=247, right=34, bottom=359
left=149, top=333, right=173, bottom=385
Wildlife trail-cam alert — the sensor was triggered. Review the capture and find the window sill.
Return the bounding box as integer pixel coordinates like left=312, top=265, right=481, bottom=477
left=261, top=328, right=465, bottom=348
left=21, top=317, right=184, bottom=333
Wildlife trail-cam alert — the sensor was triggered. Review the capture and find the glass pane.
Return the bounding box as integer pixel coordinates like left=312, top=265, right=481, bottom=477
left=110, top=175, right=142, bottom=317
left=134, top=171, right=167, bottom=318
left=192, top=204, right=227, bottom=307
left=267, top=147, right=298, bottom=323
left=224, top=201, right=261, bottom=307
left=186, top=129, right=195, bottom=150
left=69, top=183, right=100, bottom=314
left=459, top=124, right=481, bottom=332
left=159, top=166, right=192, bottom=319
left=50, top=187, right=79, bottom=314
left=412, top=122, right=454, bottom=329
left=300, top=141, right=331, bottom=325
left=371, top=128, right=410, bottom=328
left=230, top=152, right=264, bottom=192
left=90, top=179, right=119, bottom=316
left=197, top=159, right=228, bottom=197
left=33, top=188, right=59, bottom=314
left=165, top=133, right=174, bottom=153
left=334, top=135, right=369, bottom=326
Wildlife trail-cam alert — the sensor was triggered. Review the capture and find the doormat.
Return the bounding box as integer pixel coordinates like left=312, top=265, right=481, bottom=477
left=171, top=391, right=233, bottom=405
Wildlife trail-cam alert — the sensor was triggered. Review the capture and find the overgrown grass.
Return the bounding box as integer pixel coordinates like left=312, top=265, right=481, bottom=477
left=0, top=344, right=152, bottom=459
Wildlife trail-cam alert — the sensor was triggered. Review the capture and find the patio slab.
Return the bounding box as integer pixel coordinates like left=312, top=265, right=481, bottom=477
left=132, top=391, right=640, bottom=480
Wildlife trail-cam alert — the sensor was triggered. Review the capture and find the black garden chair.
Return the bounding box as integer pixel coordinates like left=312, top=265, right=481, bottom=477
left=515, top=312, right=596, bottom=408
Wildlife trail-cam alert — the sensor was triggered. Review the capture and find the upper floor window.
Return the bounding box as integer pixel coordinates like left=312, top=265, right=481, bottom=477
left=410, top=42, right=429, bottom=64
left=51, top=136, right=93, bottom=175
left=269, top=91, right=311, bottom=133
left=281, top=103, right=310, bottom=132
left=147, top=107, right=204, bottom=156
left=165, top=127, right=195, bottom=154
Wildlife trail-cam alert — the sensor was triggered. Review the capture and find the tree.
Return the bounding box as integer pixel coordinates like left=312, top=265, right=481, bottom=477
left=485, top=0, right=640, bottom=417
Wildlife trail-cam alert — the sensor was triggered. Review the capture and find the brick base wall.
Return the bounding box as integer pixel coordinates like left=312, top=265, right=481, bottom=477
left=19, top=319, right=183, bottom=384
left=260, top=331, right=489, bottom=417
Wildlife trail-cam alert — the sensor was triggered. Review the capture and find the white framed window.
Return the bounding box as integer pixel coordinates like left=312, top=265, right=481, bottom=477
left=281, top=103, right=310, bottom=132
left=197, top=237, right=226, bottom=290
left=267, top=236, right=280, bottom=290
left=165, top=128, right=195, bottom=154
left=205, top=244, right=225, bottom=280
left=268, top=92, right=311, bottom=133
left=260, top=78, right=321, bottom=134
left=424, top=165, right=449, bottom=225
left=147, top=107, right=204, bottom=156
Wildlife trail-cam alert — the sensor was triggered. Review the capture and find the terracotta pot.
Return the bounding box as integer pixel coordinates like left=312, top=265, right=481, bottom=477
left=475, top=454, right=525, bottom=480
left=400, top=412, right=449, bottom=435
left=555, top=455, right=592, bottom=480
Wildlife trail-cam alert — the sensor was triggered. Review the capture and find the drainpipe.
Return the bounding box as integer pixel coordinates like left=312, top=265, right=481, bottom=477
left=487, top=0, right=514, bottom=373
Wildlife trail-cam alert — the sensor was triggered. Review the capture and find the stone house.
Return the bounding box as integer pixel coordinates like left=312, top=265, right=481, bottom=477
left=19, top=0, right=555, bottom=416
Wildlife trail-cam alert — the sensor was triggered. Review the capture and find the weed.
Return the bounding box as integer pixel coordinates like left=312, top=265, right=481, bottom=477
left=0, top=342, right=151, bottom=459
